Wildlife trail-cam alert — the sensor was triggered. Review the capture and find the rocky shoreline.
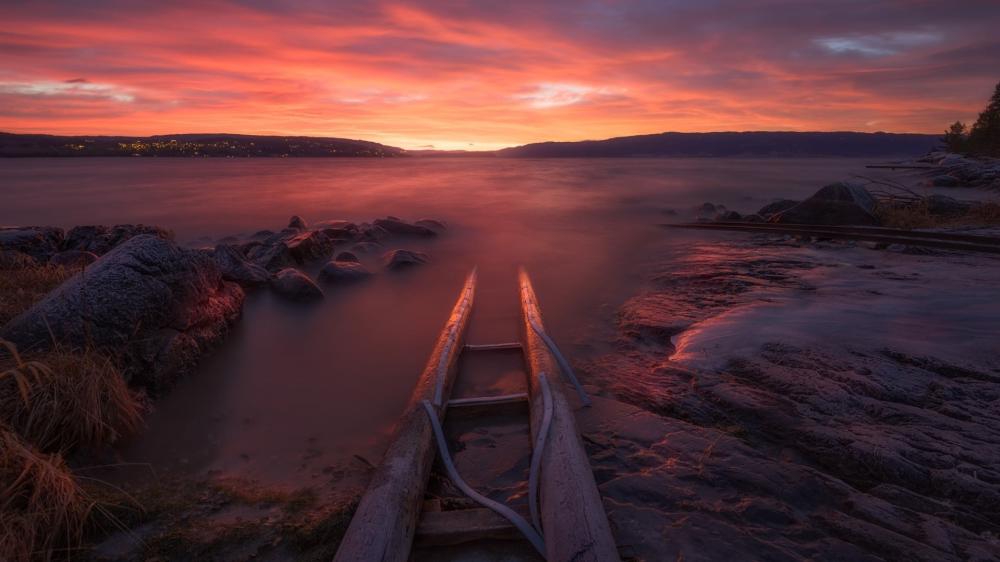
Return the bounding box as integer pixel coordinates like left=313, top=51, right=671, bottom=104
left=1, top=215, right=444, bottom=394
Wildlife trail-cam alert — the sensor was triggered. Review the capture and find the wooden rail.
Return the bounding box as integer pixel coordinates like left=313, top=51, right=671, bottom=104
left=519, top=269, right=621, bottom=562
left=334, top=270, right=477, bottom=562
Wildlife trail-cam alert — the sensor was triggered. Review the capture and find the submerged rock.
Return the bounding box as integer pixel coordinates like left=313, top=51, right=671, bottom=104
left=1, top=235, right=244, bottom=393
left=351, top=241, right=382, bottom=255
left=373, top=218, right=437, bottom=237
left=212, top=244, right=271, bottom=287
left=318, top=260, right=373, bottom=284
left=0, top=226, right=64, bottom=261
left=48, top=249, right=99, bottom=268
left=335, top=251, right=360, bottom=263
left=287, top=215, right=308, bottom=230
left=271, top=268, right=324, bottom=301
left=414, top=219, right=447, bottom=231
left=772, top=182, right=879, bottom=226
left=65, top=224, right=172, bottom=255
left=383, top=249, right=429, bottom=270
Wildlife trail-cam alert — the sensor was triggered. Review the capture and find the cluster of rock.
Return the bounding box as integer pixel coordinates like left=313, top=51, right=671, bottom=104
left=211, top=215, right=439, bottom=301
left=697, top=180, right=977, bottom=227
left=918, top=151, right=1000, bottom=189
left=0, top=215, right=443, bottom=392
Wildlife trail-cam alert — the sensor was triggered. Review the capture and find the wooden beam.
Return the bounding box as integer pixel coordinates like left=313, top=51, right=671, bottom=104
left=414, top=506, right=531, bottom=546
left=334, top=270, right=477, bottom=562
left=518, top=269, right=621, bottom=562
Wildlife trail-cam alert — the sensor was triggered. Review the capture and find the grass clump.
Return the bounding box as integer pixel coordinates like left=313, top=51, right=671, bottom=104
left=0, top=260, right=74, bottom=326
left=876, top=200, right=1000, bottom=229
left=0, top=426, right=94, bottom=562
left=1, top=341, right=144, bottom=453
left=0, top=339, right=143, bottom=560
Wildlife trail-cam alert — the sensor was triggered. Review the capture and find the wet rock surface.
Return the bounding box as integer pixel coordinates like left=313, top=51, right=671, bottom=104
left=271, top=268, right=324, bottom=301
left=211, top=244, right=271, bottom=286
left=318, top=260, right=373, bottom=284
left=383, top=248, right=429, bottom=270
left=582, top=236, right=1000, bottom=561
left=2, top=235, right=244, bottom=394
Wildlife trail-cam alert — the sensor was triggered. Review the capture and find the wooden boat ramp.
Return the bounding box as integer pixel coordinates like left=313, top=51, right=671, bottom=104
left=333, top=268, right=619, bottom=562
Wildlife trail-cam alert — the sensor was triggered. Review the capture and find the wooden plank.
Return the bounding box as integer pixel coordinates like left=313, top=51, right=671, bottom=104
left=448, top=393, right=529, bottom=408
left=414, top=506, right=531, bottom=546
left=334, top=270, right=477, bottom=562
left=518, top=269, right=621, bottom=562
left=464, top=342, right=523, bottom=351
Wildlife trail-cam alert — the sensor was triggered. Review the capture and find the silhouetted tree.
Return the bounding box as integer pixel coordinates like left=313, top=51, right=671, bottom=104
left=943, top=121, right=968, bottom=153
left=968, top=80, right=1000, bottom=156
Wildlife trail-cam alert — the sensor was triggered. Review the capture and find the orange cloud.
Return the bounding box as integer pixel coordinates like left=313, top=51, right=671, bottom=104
left=0, top=1, right=997, bottom=149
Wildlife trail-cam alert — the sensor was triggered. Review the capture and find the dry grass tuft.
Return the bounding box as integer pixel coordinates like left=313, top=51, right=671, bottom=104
left=0, top=339, right=143, bottom=560
left=876, top=199, right=1000, bottom=229
left=0, top=261, right=75, bottom=327
left=0, top=341, right=144, bottom=454
left=0, top=425, right=94, bottom=562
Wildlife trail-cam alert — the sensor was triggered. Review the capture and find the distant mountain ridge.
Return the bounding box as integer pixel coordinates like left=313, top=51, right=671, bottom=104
left=0, top=131, right=941, bottom=158
left=496, top=131, right=940, bottom=157
left=0, top=132, right=405, bottom=157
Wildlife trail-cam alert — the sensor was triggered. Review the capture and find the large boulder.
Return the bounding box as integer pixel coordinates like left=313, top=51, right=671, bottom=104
left=271, top=268, right=324, bottom=301
left=211, top=244, right=271, bottom=287
left=0, top=226, right=64, bottom=261
left=383, top=249, right=429, bottom=270
left=1, top=235, right=244, bottom=394
left=64, top=224, right=172, bottom=255
left=772, top=182, right=879, bottom=226
left=318, top=260, right=373, bottom=284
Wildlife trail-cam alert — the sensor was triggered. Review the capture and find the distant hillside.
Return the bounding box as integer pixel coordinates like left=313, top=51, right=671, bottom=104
left=0, top=133, right=406, bottom=157
left=497, top=131, right=940, bottom=158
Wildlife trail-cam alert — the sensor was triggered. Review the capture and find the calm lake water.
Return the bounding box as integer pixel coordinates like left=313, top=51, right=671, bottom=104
left=0, top=157, right=874, bottom=483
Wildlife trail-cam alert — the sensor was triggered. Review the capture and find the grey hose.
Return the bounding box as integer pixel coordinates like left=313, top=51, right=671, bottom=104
left=421, top=400, right=547, bottom=557
left=527, top=316, right=592, bottom=406
left=528, top=373, right=554, bottom=533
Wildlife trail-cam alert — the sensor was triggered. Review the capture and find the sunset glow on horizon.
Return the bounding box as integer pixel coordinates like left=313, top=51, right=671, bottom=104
left=2, top=1, right=999, bottom=150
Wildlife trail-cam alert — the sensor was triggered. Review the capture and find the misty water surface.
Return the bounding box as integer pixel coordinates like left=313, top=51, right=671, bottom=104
left=1, top=156, right=875, bottom=482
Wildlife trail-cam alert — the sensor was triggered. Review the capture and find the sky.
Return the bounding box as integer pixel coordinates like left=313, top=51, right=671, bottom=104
left=1, top=0, right=998, bottom=150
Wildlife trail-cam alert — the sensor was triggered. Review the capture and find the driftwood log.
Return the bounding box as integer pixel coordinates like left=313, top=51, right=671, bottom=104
left=519, top=269, right=621, bottom=562
left=333, top=270, right=476, bottom=562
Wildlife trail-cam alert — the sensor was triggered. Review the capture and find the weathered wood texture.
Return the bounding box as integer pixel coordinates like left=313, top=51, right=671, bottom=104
left=518, top=269, right=621, bottom=562
left=414, top=506, right=531, bottom=546
left=333, top=270, right=477, bottom=562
